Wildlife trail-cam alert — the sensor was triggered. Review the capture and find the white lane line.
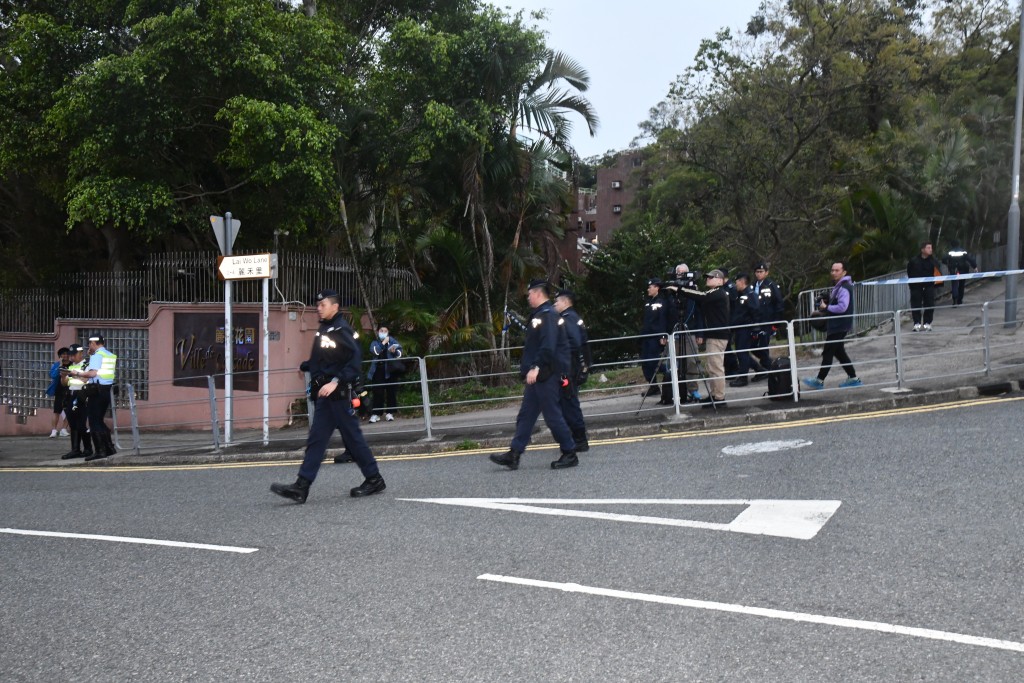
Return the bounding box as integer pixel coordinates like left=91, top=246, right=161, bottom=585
left=477, top=574, right=1024, bottom=654
left=0, top=528, right=258, bottom=554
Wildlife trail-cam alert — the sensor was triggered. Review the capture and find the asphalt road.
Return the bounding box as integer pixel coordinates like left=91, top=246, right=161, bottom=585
left=2, top=396, right=1022, bottom=681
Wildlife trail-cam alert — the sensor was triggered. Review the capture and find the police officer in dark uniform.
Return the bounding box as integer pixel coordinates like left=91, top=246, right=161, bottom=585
left=554, top=288, right=591, bottom=452
left=490, top=279, right=577, bottom=471
left=751, top=261, right=784, bottom=379
left=60, top=344, right=93, bottom=460
left=943, top=239, right=978, bottom=306
left=271, top=289, right=385, bottom=503
left=640, top=277, right=673, bottom=398
left=728, top=274, right=760, bottom=387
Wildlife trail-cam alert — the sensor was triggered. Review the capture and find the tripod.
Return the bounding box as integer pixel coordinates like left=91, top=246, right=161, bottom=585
left=635, top=344, right=670, bottom=416
left=672, top=325, right=719, bottom=412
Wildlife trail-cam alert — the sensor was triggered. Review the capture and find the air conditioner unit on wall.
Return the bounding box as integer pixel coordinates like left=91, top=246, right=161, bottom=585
left=612, top=205, right=622, bottom=214
left=611, top=181, right=622, bottom=189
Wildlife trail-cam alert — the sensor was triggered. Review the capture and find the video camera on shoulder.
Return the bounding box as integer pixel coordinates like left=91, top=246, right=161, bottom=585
left=665, top=268, right=700, bottom=293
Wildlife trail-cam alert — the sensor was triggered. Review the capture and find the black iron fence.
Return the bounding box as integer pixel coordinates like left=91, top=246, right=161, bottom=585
left=0, top=251, right=416, bottom=333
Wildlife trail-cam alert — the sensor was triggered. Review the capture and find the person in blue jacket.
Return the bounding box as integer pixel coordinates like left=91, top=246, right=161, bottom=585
left=802, top=262, right=862, bottom=390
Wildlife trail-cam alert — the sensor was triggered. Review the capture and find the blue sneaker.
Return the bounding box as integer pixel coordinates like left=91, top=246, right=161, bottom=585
left=801, top=377, right=825, bottom=390
left=839, top=377, right=863, bottom=388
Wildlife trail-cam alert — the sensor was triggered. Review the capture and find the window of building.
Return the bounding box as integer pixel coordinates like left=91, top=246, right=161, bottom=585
left=584, top=221, right=597, bottom=234
left=612, top=205, right=622, bottom=214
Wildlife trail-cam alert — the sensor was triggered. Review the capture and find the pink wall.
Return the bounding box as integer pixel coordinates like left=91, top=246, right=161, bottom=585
left=1, top=302, right=324, bottom=436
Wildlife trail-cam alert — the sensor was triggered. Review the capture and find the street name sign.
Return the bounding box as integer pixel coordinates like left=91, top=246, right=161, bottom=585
left=217, top=253, right=276, bottom=281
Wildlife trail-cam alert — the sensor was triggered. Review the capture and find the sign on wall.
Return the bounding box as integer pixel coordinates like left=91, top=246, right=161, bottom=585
left=173, top=313, right=259, bottom=391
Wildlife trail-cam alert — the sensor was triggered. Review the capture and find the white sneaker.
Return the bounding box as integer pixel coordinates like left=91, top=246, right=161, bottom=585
left=384, top=413, right=394, bottom=422
left=912, top=324, right=922, bottom=332
left=369, top=414, right=380, bottom=423
left=49, top=429, right=57, bottom=438
left=59, top=429, right=70, bottom=437
left=922, top=324, right=932, bottom=331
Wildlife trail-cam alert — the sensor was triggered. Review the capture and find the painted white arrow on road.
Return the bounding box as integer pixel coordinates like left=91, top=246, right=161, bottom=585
left=398, top=498, right=841, bottom=540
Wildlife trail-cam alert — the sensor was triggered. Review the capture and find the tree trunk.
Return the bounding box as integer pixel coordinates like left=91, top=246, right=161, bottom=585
left=339, top=191, right=375, bottom=330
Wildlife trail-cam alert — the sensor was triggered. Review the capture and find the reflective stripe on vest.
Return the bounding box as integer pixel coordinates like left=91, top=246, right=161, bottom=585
left=67, top=360, right=88, bottom=390
left=95, top=347, right=117, bottom=383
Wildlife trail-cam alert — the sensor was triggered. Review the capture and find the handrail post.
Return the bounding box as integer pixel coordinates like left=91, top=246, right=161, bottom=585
left=667, top=330, right=680, bottom=415
left=893, top=311, right=905, bottom=390
left=207, top=375, right=221, bottom=453
left=982, top=302, right=991, bottom=376
left=126, top=382, right=141, bottom=456
left=418, top=357, right=433, bottom=440
left=786, top=322, right=798, bottom=402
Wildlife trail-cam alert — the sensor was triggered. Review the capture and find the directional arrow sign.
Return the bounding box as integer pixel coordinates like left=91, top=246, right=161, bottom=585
left=398, top=498, right=842, bottom=540
left=217, top=253, right=275, bottom=281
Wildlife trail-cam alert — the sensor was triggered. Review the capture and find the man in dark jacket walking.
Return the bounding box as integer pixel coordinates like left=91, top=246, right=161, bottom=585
left=907, top=241, right=943, bottom=330
left=270, top=289, right=385, bottom=503
left=490, top=279, right=577, bottom=471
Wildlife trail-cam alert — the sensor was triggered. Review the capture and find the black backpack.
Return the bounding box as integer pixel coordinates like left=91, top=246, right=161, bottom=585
left=766, top=356, right=793, bottom=401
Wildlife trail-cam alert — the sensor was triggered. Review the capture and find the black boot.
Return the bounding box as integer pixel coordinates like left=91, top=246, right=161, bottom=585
left=102, top=433, right=117, bottom=456
left=270, top=475, right=312, bottom=504
left=350, top=475, right=386, bottom=497
left=550, top=450, right=579, bottom=469
left=62, top=431, right=83, bottom=460
left=489, top=449, right=521, bottom=470
left=572, top=431, right=590, bottom=453
left=333, top=450, right=353, bottom=464
left=85, top=433, right=110, bottom=461
left=657, top=383, right=674, bottom=404
left=643, top=385, right=661, bottom=397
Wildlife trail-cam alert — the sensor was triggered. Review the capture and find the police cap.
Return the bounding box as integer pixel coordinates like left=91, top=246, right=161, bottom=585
left=527, top=278, right=549, bottom=292
left=88, top=335, right=105, bottom=345
left=316, top=289, right=339, bottom=303
left=68, top=343, right=84, bottom=353
left=754, top=262, right=769, bottom=271
left=647, top=277, right=662, bottom=287
left=555, top=288, right=575, bottom=302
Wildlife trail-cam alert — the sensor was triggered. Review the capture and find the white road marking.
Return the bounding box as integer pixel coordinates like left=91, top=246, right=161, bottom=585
left=477, top=574, right=1024, bottom=654
left=400, top=498, right=841, bottom=540
left=721, top=439, right=814, bottom=456
left=0, top=528, right=258, bottom=554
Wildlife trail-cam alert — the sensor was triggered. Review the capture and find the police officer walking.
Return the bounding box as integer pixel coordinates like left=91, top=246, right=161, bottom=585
left=943, top=239, right=978, bottom=306
left=640, top=277, right=673, bottom=399
left=60, top=344, right=92, bottom=460
left=553, top=288, right=591, bottom=453
left=271, top=289, right=385, bottom=503
left=751, top=262, right=784, bottom=379
left=490, top=279, right=577, bottom=471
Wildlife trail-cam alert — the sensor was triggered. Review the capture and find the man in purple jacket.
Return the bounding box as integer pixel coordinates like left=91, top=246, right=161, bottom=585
left=802, top=261, right=863, bottom=390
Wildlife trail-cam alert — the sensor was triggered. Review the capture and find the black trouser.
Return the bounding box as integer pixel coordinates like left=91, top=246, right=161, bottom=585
left=299, top=395, right=379, bottom=483
left=63, top=390, right=90, bottom=454
left=950, top=279, right=965, bottom=304
left=510, top=373, right=575, bottom=454
left=817, top=331, right=855, bottom=381
left=559, top=375, right=586, bottom=438
left=86, top=385, right=116, bottom=454
left=370, top=369, right=399, bottom=415
left=909, top=284, right=936, bottom=324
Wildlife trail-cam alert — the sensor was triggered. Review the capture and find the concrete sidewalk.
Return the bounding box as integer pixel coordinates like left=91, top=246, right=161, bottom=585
left=3, top=276, right=1021, bottom=469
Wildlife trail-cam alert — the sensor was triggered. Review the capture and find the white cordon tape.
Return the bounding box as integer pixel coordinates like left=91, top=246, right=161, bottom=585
left=859, top=269, right=1024, bottom=286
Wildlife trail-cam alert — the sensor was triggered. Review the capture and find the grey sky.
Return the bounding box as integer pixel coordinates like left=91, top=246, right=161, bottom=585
left=498, top=1, right=765, bottom=159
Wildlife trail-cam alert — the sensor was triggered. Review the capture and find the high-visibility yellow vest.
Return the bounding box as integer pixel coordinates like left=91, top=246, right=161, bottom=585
left=67, top=359, right=88, bottom=391
left=93, top=347, right=117, bottom=384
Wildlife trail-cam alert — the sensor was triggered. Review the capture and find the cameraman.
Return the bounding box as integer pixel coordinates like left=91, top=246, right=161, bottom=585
left=662, top=264, right=704, bottom=404
left=677, top=269, right=731, bottom=408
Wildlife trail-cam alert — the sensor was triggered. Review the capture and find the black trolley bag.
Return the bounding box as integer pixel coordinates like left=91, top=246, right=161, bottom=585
left=766, top=356, right=793, bottom=401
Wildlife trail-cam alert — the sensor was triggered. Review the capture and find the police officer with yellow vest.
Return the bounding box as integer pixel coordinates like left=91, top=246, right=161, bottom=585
left=76, top=334, right=117, bottom=460
left=60, top=344, right=93, bottom=460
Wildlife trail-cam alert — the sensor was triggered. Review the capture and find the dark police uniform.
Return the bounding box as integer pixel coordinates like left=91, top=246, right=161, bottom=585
left=490, top=280, right=576, bottom=470
left=728, top=281, right=760, bottom=386
left=943, top=243, right=977, bottom=305
left=640, top=278, right=673, bottom=389
left=556, top=290, right=591, bottom=451
left=271, top=289, right=384, bottom=503
left=752, top=265, right=784, bottom=375
left=61, top=346, right=92, bottom=459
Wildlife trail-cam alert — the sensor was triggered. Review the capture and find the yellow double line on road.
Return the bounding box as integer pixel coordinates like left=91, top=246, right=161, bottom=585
left=3, top=395, right=1019, bottom=474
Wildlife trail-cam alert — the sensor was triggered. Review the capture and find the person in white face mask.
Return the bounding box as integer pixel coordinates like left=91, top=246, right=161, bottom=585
left=367, top=325, right=404, bottom=423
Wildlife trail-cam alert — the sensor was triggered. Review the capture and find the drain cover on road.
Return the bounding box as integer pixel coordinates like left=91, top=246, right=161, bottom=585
left=721, top=439, right=813, bottom=456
